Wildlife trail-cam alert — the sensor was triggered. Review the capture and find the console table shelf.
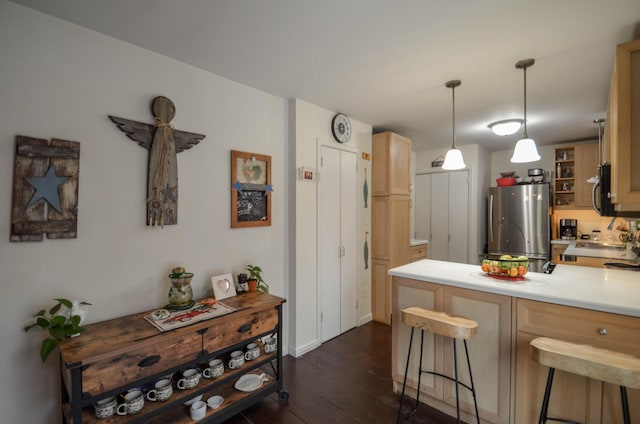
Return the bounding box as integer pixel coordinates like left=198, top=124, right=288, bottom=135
left=59, top=292, right=287, bottom=423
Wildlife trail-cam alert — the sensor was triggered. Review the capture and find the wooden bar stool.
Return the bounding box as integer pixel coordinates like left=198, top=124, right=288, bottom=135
left=397, top=307, right=480, bottom=424
left=530, top=337, right=640, bottom=424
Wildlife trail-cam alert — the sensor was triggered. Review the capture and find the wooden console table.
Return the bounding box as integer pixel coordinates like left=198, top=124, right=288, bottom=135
left=58, top=292, right=287, bottom=423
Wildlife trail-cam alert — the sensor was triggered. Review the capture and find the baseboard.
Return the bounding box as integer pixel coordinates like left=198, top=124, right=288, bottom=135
left=359, top=313, right=373, bottom=326
left=287, top=339, right=321, bottom=358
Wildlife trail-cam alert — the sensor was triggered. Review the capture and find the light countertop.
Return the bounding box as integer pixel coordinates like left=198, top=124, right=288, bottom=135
left=410, top=238, right=428, bottom=246
left=389, top=259, right=640, bottom=318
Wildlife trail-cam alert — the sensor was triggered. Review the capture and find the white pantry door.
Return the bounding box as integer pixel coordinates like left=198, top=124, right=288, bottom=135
left=319, top=145, right=357, bottom=342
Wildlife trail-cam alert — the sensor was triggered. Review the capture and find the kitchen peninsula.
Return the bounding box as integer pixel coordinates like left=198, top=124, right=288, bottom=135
left=389, top=259, right=640, bottom=423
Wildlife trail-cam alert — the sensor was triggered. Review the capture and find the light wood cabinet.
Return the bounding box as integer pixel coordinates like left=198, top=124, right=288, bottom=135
left=372, top=131, right=411, bottom=324
left=392, top=277, right=512, bottom=424
left=553, top=143, right=597, bottom=208
left=410, top=244, right=428, bottom=262
left=371, top=195, right=410, bottom=323
left=607, top=39, right=640, bottom=212
left=372, top=131, right=411, bottom=196
left=574, top=143, right=599, bottom=207
left=515, top=299, right=640, bottom=423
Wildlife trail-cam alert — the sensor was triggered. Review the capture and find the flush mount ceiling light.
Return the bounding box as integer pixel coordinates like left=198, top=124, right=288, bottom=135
left=442, top=79, right=466, bottom=170
left=510, top=58, right=541, bottom=163
left=488, top=119, right=524, bottom=136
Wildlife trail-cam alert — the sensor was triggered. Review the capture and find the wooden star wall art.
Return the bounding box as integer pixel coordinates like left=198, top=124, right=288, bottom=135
left=109, top=96, right=206, bottom=227
left=10, top=135, right=80, bottom=242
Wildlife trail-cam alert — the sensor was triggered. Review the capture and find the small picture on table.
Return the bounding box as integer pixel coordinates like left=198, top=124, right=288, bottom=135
left=211, top=273, right=237, bottom=300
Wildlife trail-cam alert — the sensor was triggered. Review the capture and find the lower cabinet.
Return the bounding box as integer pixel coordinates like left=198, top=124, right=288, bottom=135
left=392, top=277, right=512, bottom=424
left=515, top=299, right=640, bottom=423
left=410, top=244, right=428, bottom=262
left=59, top=292, right=286, bottom=423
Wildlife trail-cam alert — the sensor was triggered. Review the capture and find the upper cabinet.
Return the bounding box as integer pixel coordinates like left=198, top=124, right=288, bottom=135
left=372, top=131, right=411, bottom=196
left=606, top=39, right=640, bottom=212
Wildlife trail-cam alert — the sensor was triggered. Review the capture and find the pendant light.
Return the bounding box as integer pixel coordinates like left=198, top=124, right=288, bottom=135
left=442, top=79, right=466, bottom=170
left=510, top=58, right=541, bottom=163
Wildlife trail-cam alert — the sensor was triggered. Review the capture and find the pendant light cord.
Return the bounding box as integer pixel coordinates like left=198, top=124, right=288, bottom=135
left=452, top=84, right=456, bottom=149
left=523, top=66, right=528, bottom=137
left=445, top=79, right=461, bottom=149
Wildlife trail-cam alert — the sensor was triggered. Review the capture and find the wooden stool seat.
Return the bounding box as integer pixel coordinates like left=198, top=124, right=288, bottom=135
left=401, top=307, right=478, bottom=340
left=530, top=337, right=640, bottom=423
left=530, top=337, right=640, bottom=389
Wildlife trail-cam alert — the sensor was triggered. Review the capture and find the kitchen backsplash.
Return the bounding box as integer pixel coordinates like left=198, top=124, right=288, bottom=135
left=553, top=209, right=640, bottom=241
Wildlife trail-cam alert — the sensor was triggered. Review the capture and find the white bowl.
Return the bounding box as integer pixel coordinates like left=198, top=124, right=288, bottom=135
left=207, top=395, right=224, bottom=409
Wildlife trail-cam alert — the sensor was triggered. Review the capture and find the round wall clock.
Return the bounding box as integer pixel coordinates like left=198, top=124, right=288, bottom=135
left=331, top=113, right=352, bottom=143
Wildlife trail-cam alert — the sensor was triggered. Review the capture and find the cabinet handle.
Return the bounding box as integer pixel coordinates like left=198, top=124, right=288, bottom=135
left=138, top=355, right=161, bottom=367
left=598, top=328, right=607, bottom=336
left=238, top=324, right=252, bottom=333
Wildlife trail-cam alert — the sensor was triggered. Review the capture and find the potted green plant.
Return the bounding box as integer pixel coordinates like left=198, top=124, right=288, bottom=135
left=245, top=265, right=269, bottom=293
left=23, top=298, right=91, bottom=362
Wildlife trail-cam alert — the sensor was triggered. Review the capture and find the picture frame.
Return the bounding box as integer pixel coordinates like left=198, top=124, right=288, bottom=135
left=231, top=150, right=272, bottom=228
left=211, top=273, right=237, bottom=300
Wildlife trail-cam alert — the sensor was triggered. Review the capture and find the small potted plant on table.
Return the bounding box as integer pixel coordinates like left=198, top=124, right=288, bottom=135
left=23, top=298, right=91, bottom=362
left=245, top=265, right=269, bottom=293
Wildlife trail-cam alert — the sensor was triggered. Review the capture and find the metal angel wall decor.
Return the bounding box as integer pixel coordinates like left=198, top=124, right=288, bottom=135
left=109, top=96, right=206, bottom=226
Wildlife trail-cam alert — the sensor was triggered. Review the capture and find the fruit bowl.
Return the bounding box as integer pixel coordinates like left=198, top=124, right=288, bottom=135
left=481, top=256, right=529, bottom=279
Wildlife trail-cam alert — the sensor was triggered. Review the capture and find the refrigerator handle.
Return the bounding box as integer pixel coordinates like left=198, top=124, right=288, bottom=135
left=489, top=194, right=494, bottom=243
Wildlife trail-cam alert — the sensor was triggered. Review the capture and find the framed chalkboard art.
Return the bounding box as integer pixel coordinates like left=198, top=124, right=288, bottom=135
left=231, top=150, right=272, bottom=228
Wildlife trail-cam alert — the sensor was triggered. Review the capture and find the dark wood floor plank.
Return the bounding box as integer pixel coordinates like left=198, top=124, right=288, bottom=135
left=227, top=322, right=459, bottom=424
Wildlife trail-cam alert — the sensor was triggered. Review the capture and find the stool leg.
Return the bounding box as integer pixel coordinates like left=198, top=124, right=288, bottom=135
left=453, top=339, right=461, bottom=423
left=538, top=367, right=555, bottom=424
left=463, top=340, right=480, bottom=424
left=621, top=386, right=630, bottom=424
left=397, top=327, right=415, bottom=424
left=415, top=330, right=425, bottom=411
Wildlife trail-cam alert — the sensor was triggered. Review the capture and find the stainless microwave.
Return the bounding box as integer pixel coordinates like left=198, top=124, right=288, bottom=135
left=591, top=163, right=638, bottom=217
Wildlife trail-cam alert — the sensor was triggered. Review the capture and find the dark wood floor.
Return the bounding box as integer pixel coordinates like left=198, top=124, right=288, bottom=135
left=225, top=321, right=459, bottom=424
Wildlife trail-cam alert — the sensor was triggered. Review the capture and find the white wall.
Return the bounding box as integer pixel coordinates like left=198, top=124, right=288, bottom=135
left=290, top=99, right=372, bottom=356
left=0, top=3, right=288, bottom=423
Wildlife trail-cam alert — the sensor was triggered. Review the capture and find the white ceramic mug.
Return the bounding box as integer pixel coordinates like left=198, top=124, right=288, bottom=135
left=146, top=378, right=173, bottom=401
left=228, top=350, right=245, bottom=369
left=190, top=400, right=207, bottom=421
left=116, top=390, right=144, bottom=415
left=203, top=358, right=224, bottom=378
left=245, top=342, right=260, bottom=361
left=264, top=337, right=277, bottom=353
left=94, top=396, right=117, bottom=419
left=177, top=368, right=200, bottom=390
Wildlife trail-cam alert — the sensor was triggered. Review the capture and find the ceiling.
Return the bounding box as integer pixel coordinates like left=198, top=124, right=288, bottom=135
left=10, top=0, right=640, bottom=152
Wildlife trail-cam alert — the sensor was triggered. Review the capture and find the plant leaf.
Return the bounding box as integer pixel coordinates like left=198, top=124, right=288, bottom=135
left=40, top=338, right=58, bottom=363
left=49, top=326, right=67, bottom=341
left=49, top=302, right=62, bottom=316
left=50, top=315, right=66, bottom=326
left=55, top=298, right=73, bottom=309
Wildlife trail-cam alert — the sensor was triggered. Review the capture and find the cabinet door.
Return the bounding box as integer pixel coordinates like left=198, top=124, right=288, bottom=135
left=430, top=173, right=449, bottom=261
left=610, top=39, right=640, bottom=211
left=371, top=259, right=390, bottom=323
left=443, top=287, right=511, bottom=424
left=448, top=171, right=469, bottom=263
left=372, top=131, right=411, bottom=196
left=574, top=143, right=598, bottom=207
left=414, top=173, right=431, bottom=241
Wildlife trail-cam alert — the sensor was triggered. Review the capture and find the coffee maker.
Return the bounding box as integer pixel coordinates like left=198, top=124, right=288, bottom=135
left=559, top=219, right=578, bottom=240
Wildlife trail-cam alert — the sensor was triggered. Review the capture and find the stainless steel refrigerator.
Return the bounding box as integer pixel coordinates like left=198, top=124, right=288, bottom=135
left=488, top=184, right=550, bottom=272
